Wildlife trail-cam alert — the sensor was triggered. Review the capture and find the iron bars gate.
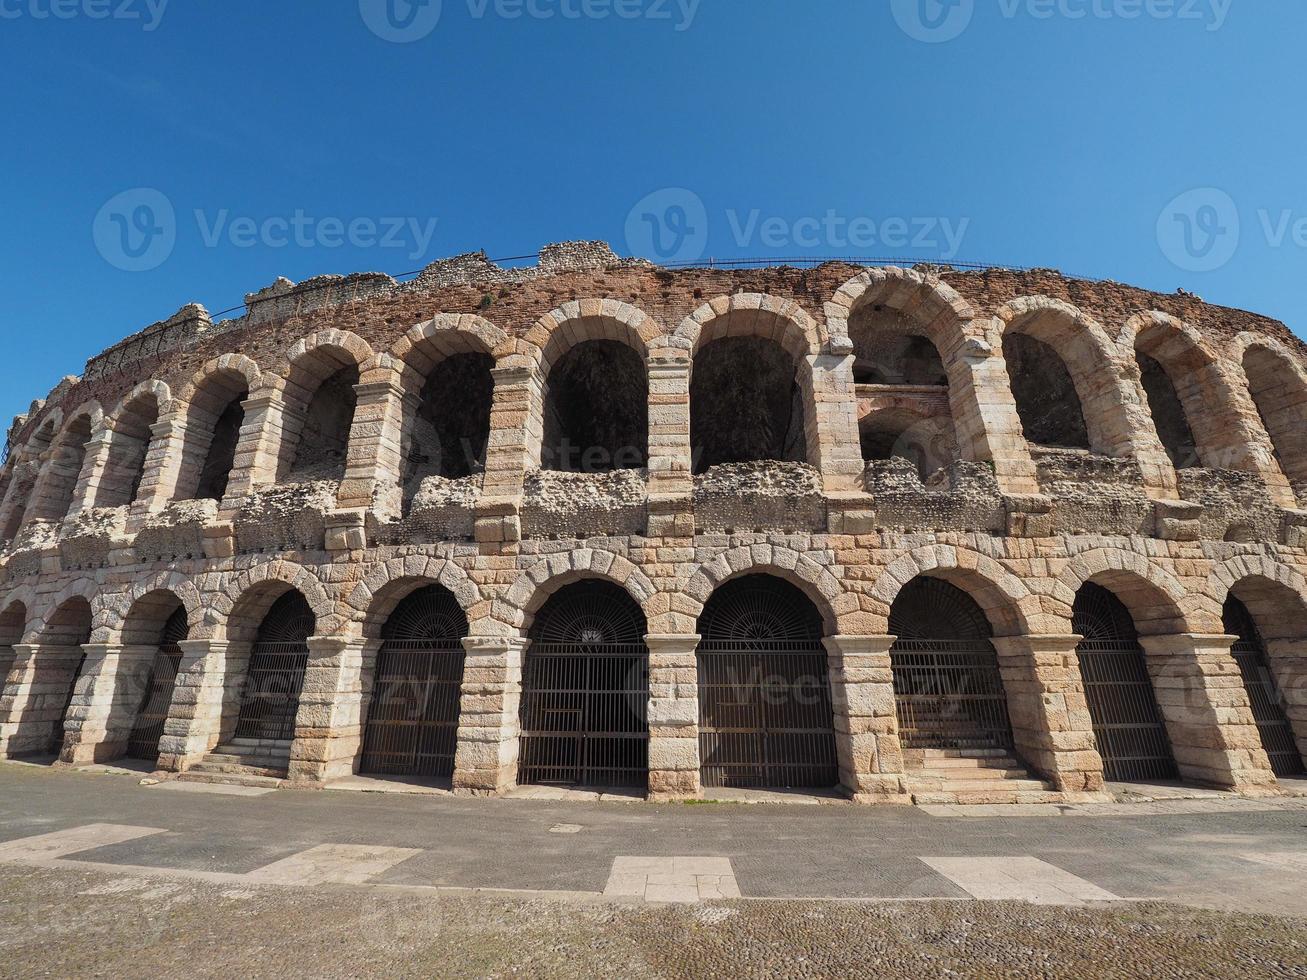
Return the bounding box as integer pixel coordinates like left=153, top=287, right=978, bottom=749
left=1225, top=597, right=1304, bottom=778
left=361, top=586, right=468, bottom=780
left=696, top=576, right=838, bottom=789
left=125, top=607, right=188, bottom=762
left=1073, top=583, right=1178, bottom=782
left=518, top=581, right=649, bottom=788
left=233, top=592, right=314, bottom=742
left=888, top=578, right=1014, bottom=753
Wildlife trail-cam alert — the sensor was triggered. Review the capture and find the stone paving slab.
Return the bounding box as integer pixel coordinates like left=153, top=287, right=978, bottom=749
left=0, top=824, right=166, bottom=861
left=920, top=856, right=1121, bottom=906
left=248, top=844, right=423, bottom=885
left=604, top=857, right=742, bottom=903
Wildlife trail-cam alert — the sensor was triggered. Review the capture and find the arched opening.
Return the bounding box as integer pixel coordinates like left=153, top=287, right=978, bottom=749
left=859, top=409, right=956, bottom=483
left=97, top=392, right=160, bottom=508
left=1223, top=594, right=1304, bottom=778
left=180, top=370, right=248, bottom=502
left=541, top=340, right=647, bottom=473
left=44, top=596, right=93, bottom=757
left=691, top=337, right=806, bottom=473
left=407, top=352, right=495, bottom=490
left=232, top=590, right=314, bottom=743
left=1003, top=333, right=1090, bottom=450
left=518, top=580, right=648, bottom=788
left=284, top=364, right=359, bottom=483
left=1072, top=582, right=1177, bottom=782
left=0, top=601, right=26, bottom=691
left=360, top=585, right=468, bottom=781
left=1137, top=352, right=1199, bottom=469
left=1, top=419, right=57, bottom=541
left=888, top=577, right=1014, bottom=754
left=1243, top=345, right=1307, bottom=492
left=30, top=413, right=95, bottom=523
left=849, top=306, right=948, bottom=385
left=123, top=597, right=188, bottom=764
left=695, top=575, right=837, bottom=789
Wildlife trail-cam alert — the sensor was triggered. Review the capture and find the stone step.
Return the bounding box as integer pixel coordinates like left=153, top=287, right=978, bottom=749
left=915, top=767, right=1034, bottom=782
left=919, top=756, right=1021, bottom=770
left=925, top=777, right=1050, bottom=793
left=186, top=760, right=288, bottom=779
left=916, top=748, right=1011, bottom=759
left=176, top=770, right=284, bottom=789
left=913, top=789, right=1066, bottom=806
left=227, top=737, right=292, bottom=750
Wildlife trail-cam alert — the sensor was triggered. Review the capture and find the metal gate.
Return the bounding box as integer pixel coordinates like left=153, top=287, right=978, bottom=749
left=518, top=581, right=648, bottom=787
left=1073, top=583, right=1178, bottom=782
left=889, top=578, right=1014, bottom=752
left=361, top=586, right=467, bottom=780
left=697, top=575, right=838, bottom=789
left=1225, top=597, right=1304, bottom=777
left=233, top=592, right=313, bottom=742
left=125, top=607, right=188, bottom=762
left=54, top=621, right=93, bottom=754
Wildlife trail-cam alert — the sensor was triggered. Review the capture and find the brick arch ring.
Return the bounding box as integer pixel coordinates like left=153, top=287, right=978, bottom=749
left=344, top=555, right=484, bottom=638
left=1053, top=547, right=1218, bottom=634
left=96, top=570, right=207, bottom=643
left=867, top=545, right=1041, bottom=638
left=677, top=545, right=850, bottom=636
left=205, top=559, right=338, bottom=640
left=501, top=549, right=658, bottom=633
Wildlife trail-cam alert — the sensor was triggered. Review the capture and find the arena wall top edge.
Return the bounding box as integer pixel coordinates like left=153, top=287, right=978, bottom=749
left=8, top=238, right=1303, bottom=451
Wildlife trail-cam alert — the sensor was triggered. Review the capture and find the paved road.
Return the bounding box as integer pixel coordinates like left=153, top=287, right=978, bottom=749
left=1, top=763, right=1306, bottom=917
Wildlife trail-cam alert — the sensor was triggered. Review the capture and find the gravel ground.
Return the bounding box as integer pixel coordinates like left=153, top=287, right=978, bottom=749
left=0, top=865, right=1304, bottom=979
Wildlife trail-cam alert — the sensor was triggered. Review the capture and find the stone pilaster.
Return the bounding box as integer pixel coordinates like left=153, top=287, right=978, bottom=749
left=68, top=424, right=115, bottom=516
left=806, top=354, right=864, bottom=493
left=222, top=391, right=283, bottom=504
left=1139, top=633, right=1278, bottom=792
left=58, top=643, right=156, bottom=765
left=823, top=635, right=911, bottom=803
left=451, top=636, right=526, bottom=795
left=646, top=357, right=692, bottom=499
left=475, top=366, right=538, bottom=544
left=947, top=341, right=1041, bottom=496
left=337, top=377, right=409, bottom=517
left=131, top=417, right=184, bottom=521
left=155, top=639, right=239, bottom=772
left=645, top=634, right=701, bottom=801
left=288, top=636, right=368, bottom=784
left=991, top=634, right=1105, bottom=793
left=0, top=644, right=83, bottom=757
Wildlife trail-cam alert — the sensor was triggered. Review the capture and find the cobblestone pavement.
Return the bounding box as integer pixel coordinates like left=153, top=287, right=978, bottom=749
left=1, top=863, right=1304, bottom=979
left=2, top=763, right=1307, bottom=976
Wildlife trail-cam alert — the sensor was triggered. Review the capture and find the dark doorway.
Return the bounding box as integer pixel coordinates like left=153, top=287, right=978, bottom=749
left=233, top=592, right=314, bottom=742
left=1224, top=596, right=1304, bottom=778
left=125, top=607, right=188, bottom=763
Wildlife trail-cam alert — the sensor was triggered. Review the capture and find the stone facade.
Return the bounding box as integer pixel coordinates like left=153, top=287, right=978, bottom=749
left=1, top=242, right=1306, bottom=803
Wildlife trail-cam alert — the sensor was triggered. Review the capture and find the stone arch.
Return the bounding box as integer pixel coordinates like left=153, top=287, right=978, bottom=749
left=381, top=314, right=506, bottom=486
left=346, top=555, right=484, bottom=639
left=1054, top=548, right=1212, bottom=635
left=0, top=593, right=28, bottom=680
left=0, top=414, right=62, bottom=541
left=674, top=293, right=823, bottom=360
left=524, top=300, right=662, bottom=374
left=501, top=549, right=657, bottom=633
left=171, top=354, right=262, bottom=502
left=209, top=560, right=335, bottom=642
left=174, top=354, right=262, bottom=408
left=0, top=587, right=36, bottom=643
left=997, top=297, right=1141, bottom=459
left=1207, top=556, right=1307, bottom=641
left=99, top=571, right=205, bottom=644
left=97, top=380, right=171, bottom=509
left=31, top=578, right=100, bottom=644
left=1234, top=333, right=1307, bottom=496
left=826, top=266, right=978, bottom=362
left=869, top=546, right=1040, bottom=638
left=27, top=401, right=103, bottom=523
left=678, top=545, right=846, bottom=635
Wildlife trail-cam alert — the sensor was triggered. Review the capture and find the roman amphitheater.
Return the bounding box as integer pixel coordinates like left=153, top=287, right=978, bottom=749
left=1, top=240, right=1306, bottom=805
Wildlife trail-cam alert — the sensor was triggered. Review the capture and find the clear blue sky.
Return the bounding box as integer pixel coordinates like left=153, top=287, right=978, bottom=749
left=2, top=0, right=1304, bottom=427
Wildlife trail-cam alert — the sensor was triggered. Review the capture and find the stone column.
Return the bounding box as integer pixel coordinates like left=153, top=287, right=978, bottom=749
left=1264, top=637, right=1307, bottom=765
left=646, top=357, right=694, bottom=537
left=0, top=644, right=83, bottom=757
left=57, top=643, right=157, bottom=765
left=338, top=377, right=410, bottom=517
left=991, top=634, right=1105, bottom=793
left=155, top=639, right=239, bottom=772
left=131, top=417, right=185, bottom=521
left=823, top=635, right=911, bottom=803
left=475, top=366, right=538, bottom=544
left=68, top=423, right=115, bottom=517
left=222, top=391, right=283, bottom=504
left=287, top=636, right=368, bottom=784
left=805, top=354, right=864, bottom=493
left=452, top=636, right=526, bottom=795
left=645, top=634, right=701, bottom=801
left=946, top=342, right=1041, bottom=496
left=1139, top=633, right=1278, bottom=792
